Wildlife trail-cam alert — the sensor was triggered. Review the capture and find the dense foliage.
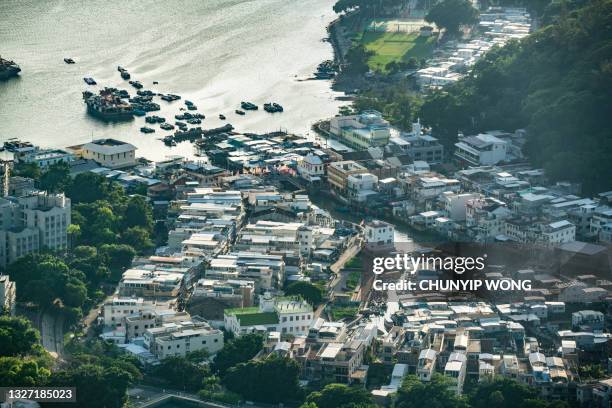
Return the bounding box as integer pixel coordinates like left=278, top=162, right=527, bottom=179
left=285, top=281, right=324, bottom=305
left=223, top=355, right=302, bottom=403
left=425, top=0, right=479, bottom=34
left=302, top=383, right=376, bottom=408
left=0, top=316, right=41, bottom=357
left=420, top=0, right=612, bottom=193
left=212, top=333, right=264, bottom=375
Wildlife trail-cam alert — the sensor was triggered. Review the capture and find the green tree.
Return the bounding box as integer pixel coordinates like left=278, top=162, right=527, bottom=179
left=12, top=162, right=41, bottom=179
left=213, top=333, right=263, bottom=375
left=99, top=244, right=136, bottom=280
left=0, top=357, right=51, bottom=386
left=286, top=281, right=324, bottom=305
left=121, top=226, right=154, bottom=253
left=153, top=356, right=210, bottom=391
left=395, top=374, right=469, bottom=408
left=223, top=356, right=302, bottom=404
left=425, top=0, right=479, bottom=35
left=39, top=161, right=71, bottom=192
left=303, top=383, right=375, bottom=408
left=123, top=195, right=153, bottom=231
left=345, top=45, right=374, bottom=75
left=469, top=377, right=570, bottom=408
left=0, top=316, right=41, bottom=357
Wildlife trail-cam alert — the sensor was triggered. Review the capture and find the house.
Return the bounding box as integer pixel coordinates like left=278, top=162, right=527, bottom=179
left=455, top=133, right=508, bottom=166
left=364, top=219, right=394, bottom=248
left=297, top=153, right=325, bottom=182
left=13, top=146, right=74, bottom=168
left=69, top=138, right=137, bottom=169
left=441, top=192, right=480, bottom=221
left=346, top=173, right=378, bottom=203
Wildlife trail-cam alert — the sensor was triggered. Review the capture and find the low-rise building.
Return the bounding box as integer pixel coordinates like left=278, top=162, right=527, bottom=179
left=455, top=133, right=509, bottom=166
left=327, top=161, right=368, bottom=197
left=223, top=294, right=313, bottom=336
left=69, top=138, right=137, bottom=169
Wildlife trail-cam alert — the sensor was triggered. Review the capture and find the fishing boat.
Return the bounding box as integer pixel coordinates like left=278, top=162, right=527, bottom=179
left=64, top=58, right=75, bottom=64
left=83, top=77, right=97, bottom=85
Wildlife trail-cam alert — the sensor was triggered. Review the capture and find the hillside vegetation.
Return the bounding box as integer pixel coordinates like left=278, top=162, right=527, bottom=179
left=419, top=0, right=612, bottom=194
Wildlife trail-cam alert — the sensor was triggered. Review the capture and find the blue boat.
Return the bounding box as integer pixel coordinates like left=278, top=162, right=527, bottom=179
left=133, top=109, right=146, bottom=116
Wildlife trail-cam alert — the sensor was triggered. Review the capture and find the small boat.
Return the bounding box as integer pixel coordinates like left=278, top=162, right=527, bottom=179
left=235, top=109, right=245, bottom=115
left=264, top=102, right=284, bottom=113
left=153, top=81, right=159, bottom=85
left=186, top=118, right=201, bottom=124
left=133, top=109, right=146, bottom=117
left=64, top=58, right=75, bottom=64
left=83, top=77, right=97, bottom=85
left=129, top=80, right=143, bottom=89
left=117, top=66, right=125, bottom=72
left=160, top=123, right=175, bottom=131
left=240, top=101, right=258, bottom=110
left=140, top=126, right=155, bottom=134
left=219, top=114, right=226, bottom=120
left=187, top=105, right=198, bottom=111
left=121, top=71, right=130, bottom=80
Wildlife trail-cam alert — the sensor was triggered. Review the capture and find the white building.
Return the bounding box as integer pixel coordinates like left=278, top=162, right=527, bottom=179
left=444, top=352, right=467, bottom=394
left=572, top=310, right=605, bottom=330
left=329, top=110, right=391, bottom=150
left=441, top=192, right=480, bottom=221
left=224, top=293, right=313, bottom=336
left=364, top=220, right=394, bottom=247
left=0, top=191, right=71, bottom=267
left=455, top=133, right=508, bottom=166
left=144, top=317, right=224, bottom=359
left=347, top=173, right=378, bottom=203
left=297, top=154, right=325, bottom=182
left=13, top=146, right=75, bottom=168
left=73, top=138, right=137, bottom=169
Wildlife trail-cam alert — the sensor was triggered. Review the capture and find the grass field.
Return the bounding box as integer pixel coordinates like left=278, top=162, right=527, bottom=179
left=357, top=31, right=436, bottom=72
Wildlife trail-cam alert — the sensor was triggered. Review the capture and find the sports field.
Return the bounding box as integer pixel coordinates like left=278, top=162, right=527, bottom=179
left=358, top=31, right=437, bottom=72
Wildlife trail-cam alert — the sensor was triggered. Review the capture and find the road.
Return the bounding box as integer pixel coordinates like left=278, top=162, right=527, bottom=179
left=314, top=234, right=363, bottom=320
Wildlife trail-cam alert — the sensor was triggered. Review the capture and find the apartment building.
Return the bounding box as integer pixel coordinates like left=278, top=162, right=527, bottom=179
left=329, top=110, right=391, bottom=150
left=0, top=191, right=71, bottom=267
left=144, top=316, right=224, bottom=359
left=207, top=252, right=285, bottom=291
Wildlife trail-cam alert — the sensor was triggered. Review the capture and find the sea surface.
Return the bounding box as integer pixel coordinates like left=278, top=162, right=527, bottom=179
left=0, top=0, right=343, bottom=161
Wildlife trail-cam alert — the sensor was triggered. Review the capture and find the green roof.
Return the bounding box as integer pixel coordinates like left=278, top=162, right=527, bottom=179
left=225, top=307, right=279, bottom=326
left=225, top=307, right=259, bottom=315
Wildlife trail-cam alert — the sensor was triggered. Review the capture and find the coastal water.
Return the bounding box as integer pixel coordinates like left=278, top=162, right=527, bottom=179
left=0, top=0, right=343, bottom=161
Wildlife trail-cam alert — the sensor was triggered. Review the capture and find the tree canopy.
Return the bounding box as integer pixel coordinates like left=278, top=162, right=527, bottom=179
left=212, top=333, right=264, bottom=375
left=285, top=281, right=324, bottom=305
left=223, top=356, right=302, bottom=403
left=303, top=383, right=376, bottom=408
left=425, top=0, right=479, bottom=35
left=418, top=0, right=612, bottom=194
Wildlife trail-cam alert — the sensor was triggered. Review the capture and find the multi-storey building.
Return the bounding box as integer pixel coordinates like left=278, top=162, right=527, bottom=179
left=0, top=275, right=16, bottom=315
left=0, top=191, right=71, bottom=267
left=327, top=161, right=368, bottom=197
left=329, top=110, right=391, bottom=150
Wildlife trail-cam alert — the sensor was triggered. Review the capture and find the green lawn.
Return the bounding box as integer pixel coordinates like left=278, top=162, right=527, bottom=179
left=357, top=31, right=436, bottom=72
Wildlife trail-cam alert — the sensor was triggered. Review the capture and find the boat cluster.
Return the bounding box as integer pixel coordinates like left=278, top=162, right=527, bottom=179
left=314, top=59, right=337, bottom=79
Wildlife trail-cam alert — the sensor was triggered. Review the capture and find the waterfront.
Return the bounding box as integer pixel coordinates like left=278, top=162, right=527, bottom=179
left=0, top=0, right=343, bottom=161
